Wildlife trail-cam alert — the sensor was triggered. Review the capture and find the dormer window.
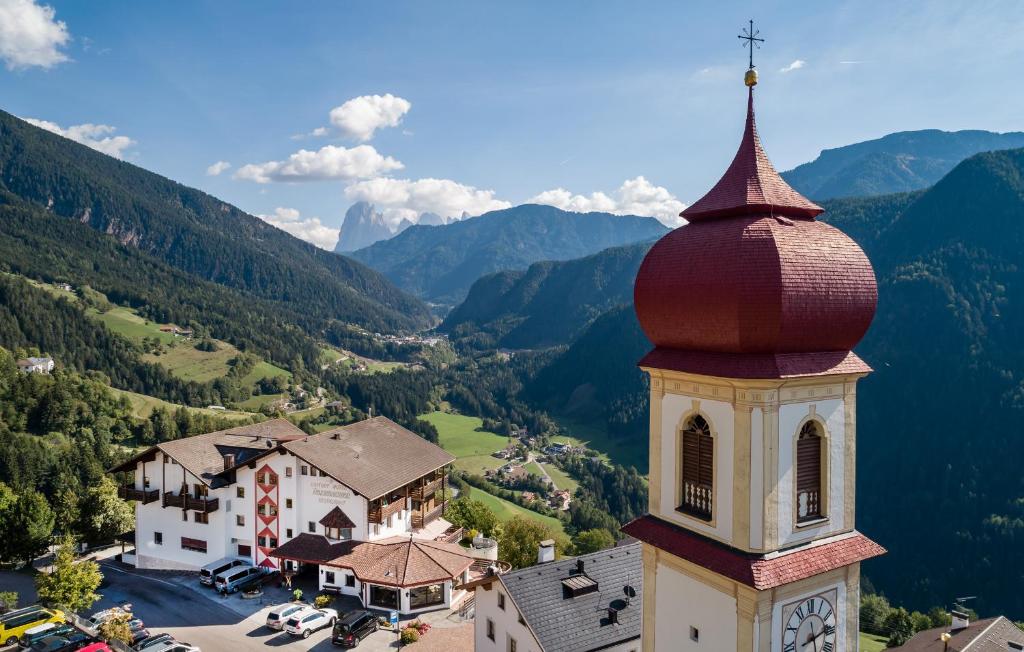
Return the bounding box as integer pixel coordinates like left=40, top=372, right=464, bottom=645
left=325, top=527, right=352, bottom=541
left=679, top=414, right=714, bottom=521
left=796, top=421, right=825, bottom=523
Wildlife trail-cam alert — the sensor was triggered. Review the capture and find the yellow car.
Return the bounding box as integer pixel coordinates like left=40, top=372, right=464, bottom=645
left=0, top=606, right=65, bottom=646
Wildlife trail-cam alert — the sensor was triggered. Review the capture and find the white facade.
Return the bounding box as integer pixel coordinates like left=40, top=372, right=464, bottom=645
left=474, top=583, right=542, bottom=652
left=653, top=560, right=737, bottom=651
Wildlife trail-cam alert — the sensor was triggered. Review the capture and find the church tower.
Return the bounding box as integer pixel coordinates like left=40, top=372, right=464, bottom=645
left=622, top=51, right=885, bottom=652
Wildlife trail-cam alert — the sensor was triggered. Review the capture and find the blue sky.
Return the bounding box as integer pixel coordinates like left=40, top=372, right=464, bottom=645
left=3, top=1, right=1022, bottom=248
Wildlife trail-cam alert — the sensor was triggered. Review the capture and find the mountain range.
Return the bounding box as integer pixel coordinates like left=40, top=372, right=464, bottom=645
left=333, top=202, right=454, bottom=252
left=781, top=129, right=1024, bottom=200
left=475, top=146, right=1024, bottom=617
left=349, top=204, right=669, bottom=306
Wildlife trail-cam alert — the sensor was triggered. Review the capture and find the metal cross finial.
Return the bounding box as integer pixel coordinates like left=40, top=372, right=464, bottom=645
left=738, top=19, right=764, bottom=69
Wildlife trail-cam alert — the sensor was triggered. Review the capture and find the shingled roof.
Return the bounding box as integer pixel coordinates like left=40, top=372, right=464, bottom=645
left=621, top=515, right=884, bottom=590
left=283, top=417, right=455, bottom=500
left=109, top=418, right=306, bottom=487
left=497, top=543, right=642, bottom=652
left=319, top=506, right=357, bottom=529
left=889, top=617, right=1024, bottom=652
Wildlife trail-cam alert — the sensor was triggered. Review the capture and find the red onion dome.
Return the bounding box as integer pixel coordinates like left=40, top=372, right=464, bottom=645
left=633, top=86, right=877, bottom=356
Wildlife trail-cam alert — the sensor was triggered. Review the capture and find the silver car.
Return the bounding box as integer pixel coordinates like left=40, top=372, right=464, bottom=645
left=265, top=603, right=308, bottom=631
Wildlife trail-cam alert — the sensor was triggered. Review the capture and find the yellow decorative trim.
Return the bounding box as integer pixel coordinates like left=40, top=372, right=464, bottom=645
left=756, top=592, right=773, bottom=652
left=846, top=563, right=861, bottom=652
left=733, top=406, right=753, bottom=549
left=649, top=378, right=665, bottom=515
left=762, top=405, right=779, bottom=550
left=641, top=544, right=658, bottom=652
left=736, top=586, right=758, bottom=652
left=843, top=382, right=857, bottom=529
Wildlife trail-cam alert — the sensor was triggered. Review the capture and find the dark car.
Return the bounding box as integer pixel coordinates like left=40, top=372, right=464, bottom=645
left=331, top=610, right=377, bottom=647
left=20, top=624, right=75, bottom=647
left=29, top=631, right=94, bottom=652
left=132, top=633, right=174, bottom=650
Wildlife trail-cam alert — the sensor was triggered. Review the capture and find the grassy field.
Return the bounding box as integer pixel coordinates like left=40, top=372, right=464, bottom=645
left=524, top=460, right=544, bottom=477
left=464, top=485, right=566, bottom=536
left=93, top=306, right=176, bottom=344
left=108, top=387, right=253, bottom=421
left=539, top=461, right=579, bottom=493
left=859, top=632, right=888, bottom=652
left=420, top=411, right=509, bottom=474
left=552, top=416, right=649, bottom=474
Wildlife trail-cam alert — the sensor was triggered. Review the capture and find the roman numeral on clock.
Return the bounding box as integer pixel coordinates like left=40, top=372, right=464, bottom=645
left=823, top=643, right=834, bottom=652
left=783, top=643, right=796, bottom=652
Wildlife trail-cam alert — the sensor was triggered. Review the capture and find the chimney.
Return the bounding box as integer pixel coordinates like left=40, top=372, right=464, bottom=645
left=537, top=539, right=555, bottom=564
left=607, top=607, right=619, bottom=625
left=951, top=610, right=970, bottom=631
left=576, top=559, right=585, bottom=575
left=222, top=453, right=235, bottom=470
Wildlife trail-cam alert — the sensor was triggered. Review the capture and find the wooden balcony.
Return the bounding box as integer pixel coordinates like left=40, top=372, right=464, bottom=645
left=412, top=500, right=447, bottom=529
left=118, top=485, right=159, bottom=504
left=679, top=481, right=712, bottom=521
left=162, top=492, right=219, bottom=513
left=368, top=498, right=405, bottom=524
left=410, top=476, right=443, bottom=501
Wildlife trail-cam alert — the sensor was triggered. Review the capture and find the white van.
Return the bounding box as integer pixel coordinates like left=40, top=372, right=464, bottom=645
left=214, top=565, right=263, bottom=593
left=199, top=557, right=247, bottom=586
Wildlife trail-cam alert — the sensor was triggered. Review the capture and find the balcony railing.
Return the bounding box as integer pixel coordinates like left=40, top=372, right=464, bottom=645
left=118, top=485, right=159, bottom=504
left=161, top=492, right=219, bottom=513
left=679, top=481, right=713, bottom=521
left=410, top=476, right=443, bottom=501
left=412, top=500, right=447, bottom=529
left=368, top=498, right=405, bottom=524
left=797, top=490, right=821, bottom=523
left=435, top=525, right=464, bottom=544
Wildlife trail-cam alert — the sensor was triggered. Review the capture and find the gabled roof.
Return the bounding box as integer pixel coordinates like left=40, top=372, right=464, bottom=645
left=890, top=616, right=1024, bottom=652
left=109, top=418, right=306, bottom=487
left=283, top=417, right=455, bottom=500
left=621, top=515, right=885, bottom=590
left=498, top=543, right=642, bottom=652
left=319, top=506, right=357, bottom=530
left=681, top=87, right=823, bottom=221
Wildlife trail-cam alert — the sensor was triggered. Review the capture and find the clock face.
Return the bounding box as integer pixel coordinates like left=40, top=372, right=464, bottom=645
left=782, top=595, right=837, bottom=652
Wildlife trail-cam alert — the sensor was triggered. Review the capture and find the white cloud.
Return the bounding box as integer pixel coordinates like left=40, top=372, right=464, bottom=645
left=23, top=118, right=135, bottom=159
left=329, top=94, right=411, bottom=142
left=290, top=126, right=328, bottom=140
left=529, top=176, right=687, bottom=226
left=344, top=177, right=511, bottom=225
left=234, top=144, right=403, bottom=183
left=206, top=160, right=231, bottom=176
left=257, top=207, right=339, bottom=250
left=0, top=0, right=69, bottom=70
left=779, top=59, right=806, bottom=73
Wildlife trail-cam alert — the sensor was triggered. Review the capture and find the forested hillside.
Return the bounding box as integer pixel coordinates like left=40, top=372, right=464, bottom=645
left=350, top=204, right=668, bottom=305
left=781, top=129, right=1024, bottom=200
left=510, top=148, right=1024, bottom=618
left=0, top=110, right=431, bottom=333
left=442, top=241, right=654, bottom=349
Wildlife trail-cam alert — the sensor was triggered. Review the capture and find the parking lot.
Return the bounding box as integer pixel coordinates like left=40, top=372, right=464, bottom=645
left=1, top=559, right=472, bottom=651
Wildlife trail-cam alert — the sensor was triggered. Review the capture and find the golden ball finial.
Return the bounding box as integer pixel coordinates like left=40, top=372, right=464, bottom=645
left=744, top=68, right=758, bottom=87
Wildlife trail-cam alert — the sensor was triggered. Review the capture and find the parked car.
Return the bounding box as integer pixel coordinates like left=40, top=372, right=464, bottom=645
left=128, top=620, right=151, bottom=645
left=198, top=558, right=247, bottom=587
left=75, top=644, right=112, bottom=652
left=284, top=608, right=338, bottom=639
left=19, top=622, right=73, bottom=646
left=144, top=641, right=200, bottom=652
left=29, top=631, right=94, bottom=652
left=331, top=610, right=378, bottom=647
left=213, top=566, right=264, bottom=594
left=133, top=633, right=174, bottom=650
left=265, top=604, right=308, bottom=631
left=0, top=608, right=65, bottom=647
left=87, top=607, right=131, bottom=628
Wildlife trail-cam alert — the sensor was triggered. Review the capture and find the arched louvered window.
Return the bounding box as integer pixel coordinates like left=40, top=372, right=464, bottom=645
left=796, top=421, right=824, bottom=522
left=679, top=414, right=713, bottom=521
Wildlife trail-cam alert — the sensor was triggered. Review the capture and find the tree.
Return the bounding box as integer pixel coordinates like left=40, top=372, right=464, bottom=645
left=885, top=607, right=915, bottom=648
left=927, top=606, right=952, bottom=628
left=78, top=477, right=133, bottom=544
left=0, top=591, right=17, bottom=613
left=572, top=529, right=615, bottom=555
left=860, top=592, right=892, bottom=636
left=97, top=612, right=132, bottom=644
left=0, top=487, right=54, bottom=565
left=35, top=536, right=102, bottom=612
left=53, top=487, right=81, bottom=537
left=497, top=516, right=562, bottom=569
left=910, top=610, right=932, bottom=633
left=445, top=498, right=499, bottom=537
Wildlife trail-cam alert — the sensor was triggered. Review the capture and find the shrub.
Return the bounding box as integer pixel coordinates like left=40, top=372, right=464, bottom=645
left=314, top=594, right=333, bottom=609
left=292, top=588, right=303, bottom=602
left=400, top=627, right=419, bottom=644
left=98, top=613, right=133, bottom=644
left=0, top=591, right=17, bottom=613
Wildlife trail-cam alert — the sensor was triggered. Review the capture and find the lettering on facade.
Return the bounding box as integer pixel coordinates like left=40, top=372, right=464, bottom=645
left=310, top=478, right=352, bottom=504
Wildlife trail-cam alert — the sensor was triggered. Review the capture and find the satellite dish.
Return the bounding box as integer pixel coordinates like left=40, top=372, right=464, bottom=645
left=624, top=585, right=637, bottom=599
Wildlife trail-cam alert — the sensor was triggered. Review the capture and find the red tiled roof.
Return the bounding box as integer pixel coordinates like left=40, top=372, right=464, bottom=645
left=633, top=215, right=877, bottom=355
left=682, top=88, right=822, bottom=221
left=319, top=506, right=357, bottom=529
left=621, top=515, right=885, bottom=590
left=638, top=348, right=872, bottom=379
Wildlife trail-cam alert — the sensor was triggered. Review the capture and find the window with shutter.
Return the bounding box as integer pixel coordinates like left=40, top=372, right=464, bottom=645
left=796, top=421, right=823, bottom=522
left=679, top=415, right=713, bottom=521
